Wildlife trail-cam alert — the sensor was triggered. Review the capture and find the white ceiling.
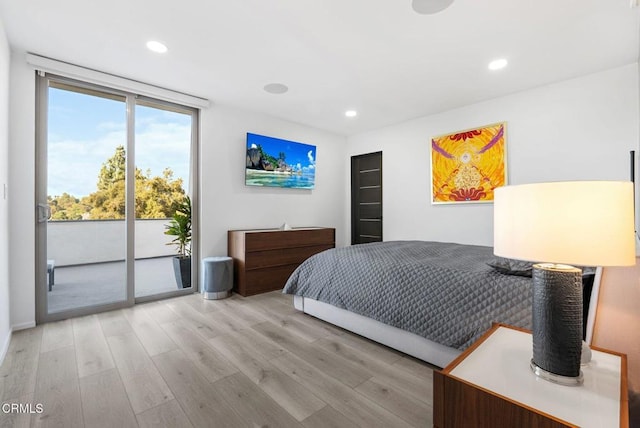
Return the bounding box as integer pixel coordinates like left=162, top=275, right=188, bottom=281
left=0, top=0, right=639, bottom=136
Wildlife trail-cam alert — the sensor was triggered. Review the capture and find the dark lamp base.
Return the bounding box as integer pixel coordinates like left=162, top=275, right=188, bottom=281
left=531, top=263, right=584, bottom=386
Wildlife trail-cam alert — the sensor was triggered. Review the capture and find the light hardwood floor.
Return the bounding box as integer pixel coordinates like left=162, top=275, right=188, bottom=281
left=0, top=291, right=436, bottom=428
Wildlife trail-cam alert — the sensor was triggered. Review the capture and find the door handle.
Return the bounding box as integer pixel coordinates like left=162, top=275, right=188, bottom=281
left=37, top=203, right=51, bottom=223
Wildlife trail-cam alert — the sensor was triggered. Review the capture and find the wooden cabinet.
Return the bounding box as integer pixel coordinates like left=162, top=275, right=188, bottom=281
left=227, top=227, right=335, bottom=296
left=434, top=324, right=628, bottom=428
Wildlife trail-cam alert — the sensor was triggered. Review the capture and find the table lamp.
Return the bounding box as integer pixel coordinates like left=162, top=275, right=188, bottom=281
left=494, top=181, right=635, bottom=386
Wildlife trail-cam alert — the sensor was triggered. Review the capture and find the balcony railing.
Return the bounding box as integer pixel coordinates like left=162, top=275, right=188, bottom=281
left=47, top=218, right=177, bottom=266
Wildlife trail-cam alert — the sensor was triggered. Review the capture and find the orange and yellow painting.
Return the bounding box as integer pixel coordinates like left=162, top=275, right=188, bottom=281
left=431, top=122, right=507, bottom=204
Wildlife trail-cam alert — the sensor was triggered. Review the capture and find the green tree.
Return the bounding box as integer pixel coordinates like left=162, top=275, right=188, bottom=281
left=135, top=168, right=186, bottom=219
left=48, top=193, right=90, bottom=220
left=50, top=145, right=187, bottom=220
left=98, top=145, right=126, bottom=191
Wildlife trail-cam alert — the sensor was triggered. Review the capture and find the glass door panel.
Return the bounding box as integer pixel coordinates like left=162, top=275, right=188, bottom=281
left=134, top=100, right=193, bottom=298
left=45, top=81, right=128, bottom=315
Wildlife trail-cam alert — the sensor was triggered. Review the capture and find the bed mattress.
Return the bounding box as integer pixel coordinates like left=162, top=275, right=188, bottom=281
left=283, top=240, right=532, bottom=350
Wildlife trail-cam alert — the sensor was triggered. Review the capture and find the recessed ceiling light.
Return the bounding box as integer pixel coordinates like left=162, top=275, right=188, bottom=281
left=345, top=110, right=357, bottom=118
left=146, top=40, right=168, bottom=54
left=488, top=58, right=508, bottom=70
left=411, top=0, right=454, bottom=15
left=263, top=83, right=289, bottom=94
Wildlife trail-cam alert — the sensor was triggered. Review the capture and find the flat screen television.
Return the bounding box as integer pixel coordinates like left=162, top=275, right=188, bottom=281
left=245, top=133, right=316, bottom=189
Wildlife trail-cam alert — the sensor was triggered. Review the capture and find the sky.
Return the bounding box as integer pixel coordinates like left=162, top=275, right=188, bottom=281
left=247, top=133, right=316, bottom=173
left=47, top=87, right=192, bottom=198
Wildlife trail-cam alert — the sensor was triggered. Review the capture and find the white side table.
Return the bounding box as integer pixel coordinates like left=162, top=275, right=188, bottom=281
left=434, top=323, right=628, bottom=427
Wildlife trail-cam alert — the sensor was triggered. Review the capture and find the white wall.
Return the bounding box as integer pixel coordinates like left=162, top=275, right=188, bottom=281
left=346, top=64, right=640, bottom=247
left=8, top=57, right=35, bottom=330
left=0, top=18, right=11, bottom=362
left=199, top=104, right=347, bottom=258
left=7, top=54, right=347, bottom=328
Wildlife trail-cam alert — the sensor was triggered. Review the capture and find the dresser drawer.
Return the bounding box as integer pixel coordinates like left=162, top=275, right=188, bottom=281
left=245, top=228, right=334, bottom=252
left=245, top=244, right=333, bottom=270
left=244, top=265, right=299, bottom=295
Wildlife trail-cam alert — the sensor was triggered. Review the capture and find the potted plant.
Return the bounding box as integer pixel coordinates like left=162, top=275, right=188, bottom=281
left=165, top=195, right=191, bottom=288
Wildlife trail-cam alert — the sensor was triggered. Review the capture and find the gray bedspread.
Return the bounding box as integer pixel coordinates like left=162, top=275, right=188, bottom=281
left=283, top=241, right=532, bottom=350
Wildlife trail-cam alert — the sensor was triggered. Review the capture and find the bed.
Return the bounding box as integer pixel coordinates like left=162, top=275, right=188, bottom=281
left=282, top=240, right=538, bottom=368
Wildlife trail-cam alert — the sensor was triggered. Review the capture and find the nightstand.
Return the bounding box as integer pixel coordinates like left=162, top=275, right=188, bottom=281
left=433, top=323, right=628, bottom=428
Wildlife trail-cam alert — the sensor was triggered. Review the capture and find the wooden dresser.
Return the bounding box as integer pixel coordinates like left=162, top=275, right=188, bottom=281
left=227, top=227, right=335, bottom=296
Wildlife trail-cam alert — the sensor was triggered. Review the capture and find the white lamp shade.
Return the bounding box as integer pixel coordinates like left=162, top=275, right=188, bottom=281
left=494, top=181, right=636, bottom=267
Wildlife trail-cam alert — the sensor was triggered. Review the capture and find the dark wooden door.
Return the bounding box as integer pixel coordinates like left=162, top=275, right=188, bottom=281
left=351, top=152, right=382, bottom=244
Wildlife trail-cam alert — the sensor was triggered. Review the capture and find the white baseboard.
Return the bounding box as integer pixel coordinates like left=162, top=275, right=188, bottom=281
left=11, top=321, right=36, bottom=331
left=0, top=329, right=11, bottom=366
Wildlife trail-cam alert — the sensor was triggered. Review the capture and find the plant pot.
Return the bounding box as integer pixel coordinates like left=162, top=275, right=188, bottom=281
left=172, top=256, right=191, bottom=289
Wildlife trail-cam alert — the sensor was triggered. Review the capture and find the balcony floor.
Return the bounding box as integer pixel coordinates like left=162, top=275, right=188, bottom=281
left=47, top=256, right=190, bottom=314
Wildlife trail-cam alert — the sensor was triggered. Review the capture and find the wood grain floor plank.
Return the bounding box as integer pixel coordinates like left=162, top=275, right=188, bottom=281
left=289, top=311, right=348, bottom=338
left=98, top=309, right=134, bottom=338
left=163, top=300, right=227, bottom=339
left=201, top=293, right=256, bottom=312
left=0, top=327, right=42, bottom=402
left=314, top=336, right=433, bottom=403
left=197, top=305, right=253, bottom=333
left=250, top=294, right=300, bottom=317
left=271, top=352, right=412, bottom=428
left=72, top=314, right=115, bottom=378
left=393, top=355, right=437, bottom=380
left=107, top=332, right=174, bottom=414
left=213, top=372, right=303, bottom=428
left=250, top=290, right=292, bottom=306
left=122, top=306, right=177, bottom=356
left=216, top=301, right=268, bottom=326
left=32, top=346, right=83, bottom=428
left=180, top=293, right=222, bottom=314
left=313, top=336, right=388, bottom=372
left=3, top=291, right=441, bottom=428
left=256, top=311, right=322, bottom=343
left=355, top=378, right=432, bottom=428
left=324, top=328, right=404, bottom=366
left=152, top=349, right=246, bottom=428
left=186, top=291, right=247, bottom=306
left=160, top=319, right=238, bottom=383
left=390, top=357, right=435, bottom=403
left=79, top=368, right=138, bottom=428
left=40, top=319, right=73, bottom=354
left=251, top=300, right=335, bottom=342
left=136, top=399, right=193, bottom=428
left=253, top=321, right=372, bottom=388
left=302, top=405, right=360, bottom=428
left=140, top=301, right=181, bottom=324
left=209, top=332, right=326, bottom=421
left=0, top=392, right=34, bottom=428
left=230, top=327, right=288, bottom=361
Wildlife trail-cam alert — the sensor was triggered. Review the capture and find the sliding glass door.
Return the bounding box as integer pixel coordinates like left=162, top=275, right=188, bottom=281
left=134, top=99, right=195, bottom=299
left=35, top=74, right=198, bottom=323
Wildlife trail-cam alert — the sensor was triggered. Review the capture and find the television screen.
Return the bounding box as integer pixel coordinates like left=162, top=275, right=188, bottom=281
left=245, top=133, right=316, bottom=189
